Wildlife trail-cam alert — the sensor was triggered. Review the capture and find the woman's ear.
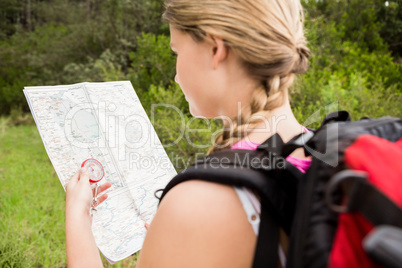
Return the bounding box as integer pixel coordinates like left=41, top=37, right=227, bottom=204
left=210, top=36, right=228, bottom=70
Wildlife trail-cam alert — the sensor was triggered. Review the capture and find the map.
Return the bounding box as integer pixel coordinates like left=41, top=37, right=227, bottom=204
left=24, top=81, right=177, bottom=263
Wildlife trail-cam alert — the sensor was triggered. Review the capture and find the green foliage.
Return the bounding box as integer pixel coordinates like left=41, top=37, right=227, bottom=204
left=0, top=240, right=30, bottom=268
left=302, top=0, right=402, bottom=57
left=61, top=49, right=127, bottom=83
left=293, top=66, right=401, bottom=128
left=303, top=0, right=381, bottom=51
left=378, top=0, right=402, bottom=57
left=0, top=125, right=66, bottom=267
left=291, top=2, right=402, bottom=126
left=0, top=0, right=20, bottom=40
left=1, top=0, right=400, bottom=118
left=141, top=83, right=220, bottom=171
left=128, top=33, right=176, bottom=93
left=0, top=0, right=168, bottom=115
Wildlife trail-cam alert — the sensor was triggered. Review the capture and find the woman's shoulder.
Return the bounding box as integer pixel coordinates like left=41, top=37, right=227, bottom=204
left=155, top=180, right=256, bottom=237
left=137, top=180, right=256, bottom=267
left=161, top=180, right=246, bottom=212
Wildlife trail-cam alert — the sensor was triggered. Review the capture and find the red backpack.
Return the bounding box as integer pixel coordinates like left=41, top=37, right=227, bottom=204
left=329, top=134, right=402, bottom=268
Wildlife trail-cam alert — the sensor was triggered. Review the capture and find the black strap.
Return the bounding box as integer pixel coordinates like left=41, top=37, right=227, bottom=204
left=363, top=225, right=402, bottom=268
left=321, top=110, right=351, bottom=125
left=160, top=150, right=303, bottom=231
left=326, top=170, right=402, bottom=228
left=159, top=135, right=304, bottom=267
left=347, top=179, right=402, bottom=228
left=253, top=205, right=280, bottom=268
left=257, top=133, right=285, bottom=155
left=161, top=164, right=284, bottom=268
left=281, top=131, right=314, bottom=158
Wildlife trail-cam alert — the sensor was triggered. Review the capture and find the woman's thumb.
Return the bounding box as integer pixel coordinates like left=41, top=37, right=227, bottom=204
left=66, top=169, right=80, bottom=190
left=78, top=167, right=90, bottom=184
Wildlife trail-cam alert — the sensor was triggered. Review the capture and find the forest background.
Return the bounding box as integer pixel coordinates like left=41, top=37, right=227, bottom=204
left=0, top=0, right=401, bottom=267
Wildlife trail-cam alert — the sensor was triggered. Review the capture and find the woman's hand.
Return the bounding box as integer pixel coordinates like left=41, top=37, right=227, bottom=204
left=66, top=168, right=111, bottom=219
left=66, top=168, right=92, bottom=218
left=65, top=168, right=111, bottom=268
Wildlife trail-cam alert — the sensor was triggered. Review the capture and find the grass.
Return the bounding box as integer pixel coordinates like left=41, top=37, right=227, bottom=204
left=0, top=122, right=138, bottom=267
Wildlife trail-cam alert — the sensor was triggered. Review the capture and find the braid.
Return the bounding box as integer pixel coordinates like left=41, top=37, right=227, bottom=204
left=209, top=73, right=295, bottom=153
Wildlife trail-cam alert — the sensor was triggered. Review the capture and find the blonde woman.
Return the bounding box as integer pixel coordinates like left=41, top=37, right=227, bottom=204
left=66, top=0, right=312, bottom=267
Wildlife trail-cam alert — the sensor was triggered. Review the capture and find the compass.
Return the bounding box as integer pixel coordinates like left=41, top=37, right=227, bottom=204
left=81, top=158, right=105, bottom=183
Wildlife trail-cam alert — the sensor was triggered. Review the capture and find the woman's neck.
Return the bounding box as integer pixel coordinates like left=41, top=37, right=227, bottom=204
left=224, top=92, right=303, bottom=145
left=251, top=105, right=301, bottom=141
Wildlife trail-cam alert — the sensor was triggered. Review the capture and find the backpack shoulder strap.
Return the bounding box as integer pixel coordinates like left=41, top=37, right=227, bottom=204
left=160, top=134, right=304, bottom=231
left=159, top=134, right=304, bottom=268
left=160, top=148, right=303, bottom=227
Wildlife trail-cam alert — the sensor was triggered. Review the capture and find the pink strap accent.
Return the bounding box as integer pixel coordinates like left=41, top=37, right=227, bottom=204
left=231, top=127, right=312, bottom=173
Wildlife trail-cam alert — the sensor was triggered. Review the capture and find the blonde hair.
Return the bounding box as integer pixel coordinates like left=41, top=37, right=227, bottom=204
left=163, top=0, right=310, bottom=153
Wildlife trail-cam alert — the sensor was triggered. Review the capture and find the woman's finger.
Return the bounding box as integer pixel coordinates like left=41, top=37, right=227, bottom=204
left=92, top=182, right=112, bottom=196
left=144, top=222, right=150, bottom=230
left=99, top=182, right=112, bottom=193
left=95, top=193, right=108, bottom=206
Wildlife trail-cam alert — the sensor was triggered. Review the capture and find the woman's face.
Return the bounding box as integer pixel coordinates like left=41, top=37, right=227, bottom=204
left=169, top=25, right=228, bottom=118
left=169, top=25, right=257, bottom=120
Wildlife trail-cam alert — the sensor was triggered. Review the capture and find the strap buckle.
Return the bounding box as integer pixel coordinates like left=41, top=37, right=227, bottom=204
left=325, top=170, right=368, bottom=213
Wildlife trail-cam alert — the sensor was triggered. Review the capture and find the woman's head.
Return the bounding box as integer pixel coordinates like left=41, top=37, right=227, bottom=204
left=164, top=0, right=310, bottom=151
